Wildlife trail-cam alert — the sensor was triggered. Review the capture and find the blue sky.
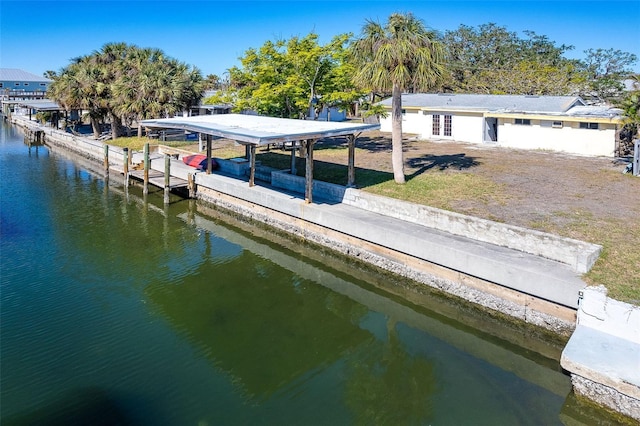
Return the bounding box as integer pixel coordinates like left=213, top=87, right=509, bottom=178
left=1, top=0, right=639, bottom=78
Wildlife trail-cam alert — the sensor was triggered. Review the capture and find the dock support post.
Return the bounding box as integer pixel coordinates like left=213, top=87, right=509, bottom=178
left=304, top=139, right=315, bottom=204
left=206, top=135, right=212, bottom=174
left=249, top=145, right=256, bottom=187
left=290, top=145, right=297, bottom=175
left=103, top=144, right=109, bottom=181
left=123, top=148, right=129, bottom=186
left=164, top=154, right=171, bottom=204
left=143, top=142, right=149, bottom=195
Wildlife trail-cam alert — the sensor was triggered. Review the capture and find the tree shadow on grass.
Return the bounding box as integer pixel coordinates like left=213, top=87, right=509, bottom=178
left=407, top=153, right=480, bottom=180
left=255, top=151, right=393, bottom=188
left=313, top=135, right=392, bottom=154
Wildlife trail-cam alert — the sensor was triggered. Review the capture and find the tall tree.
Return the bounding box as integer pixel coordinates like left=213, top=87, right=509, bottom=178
left=211, top=32, right=357, bottom=120
left=351, top=13, right=445, bottom=184
left=616, top=74, right=640, bottom=153
left=48, top=55, right=110, bottom=138
left=441, top=23, right=581, bottom=95
left=204, top=74, right=222, bottom=90
left=580, top=48, right=638, bottom=102
left=48, top=42, right=203, bottom=139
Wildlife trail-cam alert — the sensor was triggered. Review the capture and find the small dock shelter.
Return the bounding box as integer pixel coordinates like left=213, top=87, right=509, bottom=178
left=140, top=114, right=380, bottom=203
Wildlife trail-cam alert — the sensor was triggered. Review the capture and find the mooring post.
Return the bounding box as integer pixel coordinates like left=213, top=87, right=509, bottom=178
left=123, top=148, right=129, bottom=186
left=188, top=173, right=196, bottom=198
left=143, top=142, right=149, bottom=195
left=103, top=144, right=109, bottom=180
left=164, top=154, right=170, bottom=204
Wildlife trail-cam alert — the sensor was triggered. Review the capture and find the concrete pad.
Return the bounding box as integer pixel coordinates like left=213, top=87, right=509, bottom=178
left=561, top=326, right=640, bottom=399
left=561, top=286, right=640, bottom=420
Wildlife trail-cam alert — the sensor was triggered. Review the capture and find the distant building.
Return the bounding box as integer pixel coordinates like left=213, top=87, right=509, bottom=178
left=378, top=94, right=624, bottom=157
left=188, top=90, right=232, bottom=116
left=0, top=68, right=52, bottom=100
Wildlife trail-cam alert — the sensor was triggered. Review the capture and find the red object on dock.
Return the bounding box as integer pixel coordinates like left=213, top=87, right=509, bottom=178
left=182, top=155, right=217, bottom=170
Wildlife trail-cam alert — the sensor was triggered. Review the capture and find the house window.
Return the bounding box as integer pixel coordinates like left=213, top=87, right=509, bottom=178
left=14, top=82, right=20, bottom=86
left=432, top=114, right=440, bottom=135
left=580, top=122, right=599, bottom=130
left=515, top=118, right=531, bottom=125
left=24, top=83, right=29, bottom=86
left=444, top=115, right=452, bottom=136
left=552, top=121, right=563, bottom=128
left=40, top=83, right=46, bottom=86
left=0, top=83, right=3, bottom=88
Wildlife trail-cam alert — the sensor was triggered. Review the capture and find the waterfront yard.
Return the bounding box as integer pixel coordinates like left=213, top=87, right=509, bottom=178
left=112, top=132, right=640, bottom=303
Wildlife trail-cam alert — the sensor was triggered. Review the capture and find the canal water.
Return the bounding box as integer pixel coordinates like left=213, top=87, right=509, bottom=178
left=0, top=120, right=614, bottom=425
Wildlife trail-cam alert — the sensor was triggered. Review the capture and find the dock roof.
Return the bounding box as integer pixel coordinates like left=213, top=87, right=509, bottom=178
left=140, top=114, right=380, bottom=145
left=14, top=99, right=61, bottom=111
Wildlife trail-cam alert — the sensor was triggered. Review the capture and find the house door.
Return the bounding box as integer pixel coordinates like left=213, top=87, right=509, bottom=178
left=485, top=118, right=498, bottom=142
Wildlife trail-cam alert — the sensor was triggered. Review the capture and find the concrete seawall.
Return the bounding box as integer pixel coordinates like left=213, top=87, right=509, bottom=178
left=270, top=170, right=602, bottom=273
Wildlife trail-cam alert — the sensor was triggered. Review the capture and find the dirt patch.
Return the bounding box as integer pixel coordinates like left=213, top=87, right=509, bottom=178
left=317, top=132, right=639, bottom=229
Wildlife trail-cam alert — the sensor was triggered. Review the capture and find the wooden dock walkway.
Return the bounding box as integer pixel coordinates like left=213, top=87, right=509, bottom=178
left=128, top=169, right=189, bottom=190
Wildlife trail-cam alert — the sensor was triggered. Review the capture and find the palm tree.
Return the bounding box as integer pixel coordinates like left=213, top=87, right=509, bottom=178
left=351, top=13, right=445, bottom=183
left=48, top=55, right=109, bottom=138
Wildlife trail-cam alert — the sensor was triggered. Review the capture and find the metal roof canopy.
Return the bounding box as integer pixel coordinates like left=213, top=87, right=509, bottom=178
left=141, top=114, right=380, bottom=204
left=15, top=99, right=62, bottom=111
left=140, top=114, right=379, bottom=146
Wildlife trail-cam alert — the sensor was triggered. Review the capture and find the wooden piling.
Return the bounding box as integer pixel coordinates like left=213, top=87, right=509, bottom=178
left=249, top=145, right=256, bottom=187
left=188, top=173, right=196, bottom=198
left=143, top=143, right=149, bottom=195
left=347, top=134, right=356, bottom=187
left=304, top=139, right=315, bottom=204
left=123, top=148, right=129, bottom=186
left=164, top=154, right=170, bottom=204
left=206, top=135, right=212, bottom=174
left=103, top=144, right=109, bottom=178
left=290, top=145, right=297, bottom=175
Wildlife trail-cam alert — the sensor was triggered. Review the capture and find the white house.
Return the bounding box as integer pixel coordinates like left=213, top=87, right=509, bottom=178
left=378, top=94, right=624, bottom=157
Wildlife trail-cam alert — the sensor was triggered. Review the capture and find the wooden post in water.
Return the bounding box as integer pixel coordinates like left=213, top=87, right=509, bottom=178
left=188, top=173, right=196, bottom=198
left=123, top=148, right=129, bottom=186
left=103, top=144, right=109, bottom=180
left=164, top=154, right=171, bottom=204
left=143, top=143, right=150, bottom=195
